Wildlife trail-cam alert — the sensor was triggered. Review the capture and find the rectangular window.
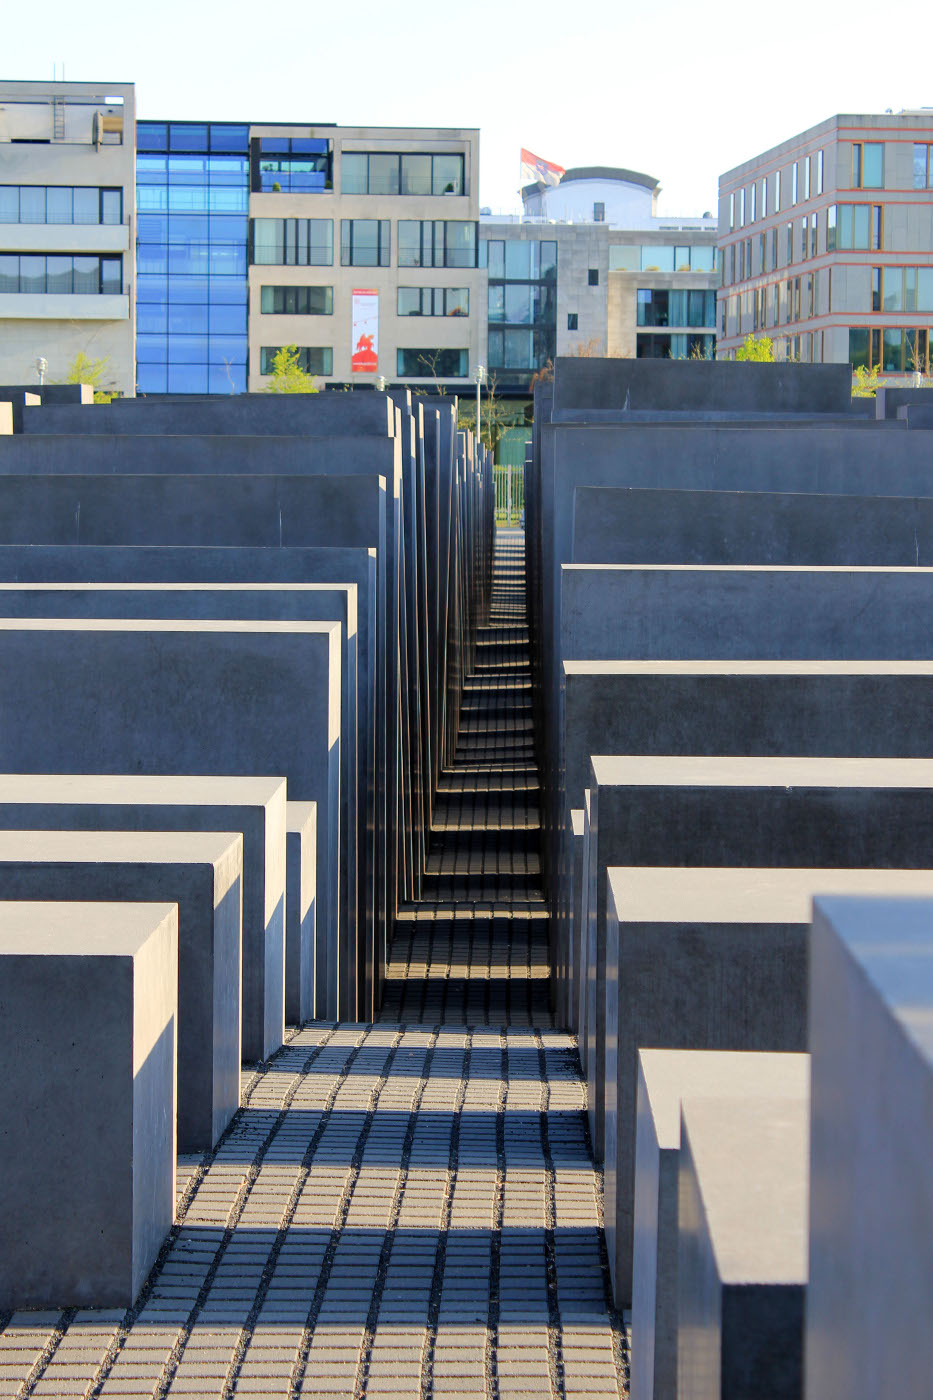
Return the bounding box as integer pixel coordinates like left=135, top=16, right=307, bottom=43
left=853, top=142, right=884, bottom=189
left=761, top=176, right=768, bottom=219
left=0, top=252, right=120, bottom=293
left=260, top=346, right=332, bottom=375
left=593, top=202, right=605, bottom=222
left=872, top=266, right=882, bottom=312
left=251, top=218, right=333, bottom=266
left=588, top=267, right=599, bottom=286
left=750, top=182, right=757, bottom=224
left=567, top=312, right=578, bottom=330
left=771, top=227, right=777, bottom=270
left=0, top=185, right=122, bottom=225
left=260, top=284, right=333, bottom=315
left=396, top=286, right=469, bottom=317
left=758, top=233, right=765, bottom=273
left=340, top=218, right=390, bottom=267
left=827, top=205, right=837, bottom=252
left=396, top=347, right=468, bottom=377
left=804, top=155, right=811, bottom=201
left=913, top=144, right=932, bottom=189
left=800, top=217, right=807, bottom=260
left=729, top=192, right=735, bottom=231
left=340, top=151, right=465, bottom=197
left=834, top=204, right=882, bottom=251
left=817, top=149, right=824, bottom=195
left=786, top=221, right=793, bottom=264
left=807, top=273, right=814, bottom=318
left=397, top=219, right=477, bottom=269
left=794, top=276, right=801, bottom=321
left=740, top=187, right=746, bottom=227
left=810, top=213, right=818, bottom=258
left=774, top=168, right=781, bottom=213
left=792, top=162, right=798, bottom=204
left=641, top=245, right=675, bottom=272
left=785, top=278, right=793, bottom=323
left=729, top=245, right=736, bottom=283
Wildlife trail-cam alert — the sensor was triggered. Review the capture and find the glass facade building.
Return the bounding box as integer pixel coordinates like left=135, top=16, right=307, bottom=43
left=136, top=122, right=249, bottom=394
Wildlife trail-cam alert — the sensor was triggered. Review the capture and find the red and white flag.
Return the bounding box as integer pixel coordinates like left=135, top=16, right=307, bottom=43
left=520, top=148, right=565, bottom=188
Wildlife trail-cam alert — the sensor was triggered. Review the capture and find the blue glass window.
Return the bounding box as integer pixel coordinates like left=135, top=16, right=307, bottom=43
left=168, top=364, right=209, bottom=393
left=137, top=304, right=167, bottom=334
left=210, top=125, right=249, bottom=153
left=170, top=125, right=208, bottom=153
left=137, top=124, right=168, bottom=152
left=168, top=304, right=208, bottom=334
left=209, top=304, right=247, bottom=333
left=137, top=334, right=169, bottom=363
left=209, top=364, right=246, bottom=393
left=137, top=364, right=168, bottom=394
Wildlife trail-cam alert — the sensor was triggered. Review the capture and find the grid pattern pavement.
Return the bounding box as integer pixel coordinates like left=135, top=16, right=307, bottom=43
left=0, top=531, right=628, bottom=1400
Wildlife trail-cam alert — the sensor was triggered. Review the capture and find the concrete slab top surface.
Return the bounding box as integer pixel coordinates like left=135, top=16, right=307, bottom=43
left=0, top=774, right=286, bottom=805
left=0, top=829, right=242, bottom=890
left=681, top=1094, right=810, bottom=1284
left=571, top=808, right=584, bottom=836
left=565, top=659, right=933, bottom=676
left=563, top=563, right=933, bottom=575
left=591, top=754, right=933, bottom=789
left=0, top=618, right=339, bottom=635
left=640, top=1048, right=810, bottom=1149
left=0, top=899, right=178, bottom=956
left=607, top=867, right=933, bottom=925
left=814, top=895, right=933, bottom=1061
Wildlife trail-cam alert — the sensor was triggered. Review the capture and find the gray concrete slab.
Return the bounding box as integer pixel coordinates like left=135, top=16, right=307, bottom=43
left=0, top=900, right=177, bottom=1310
left=677, top=1094, right=809, bottom=1400
left=23, top=392, right=396, bottom=436
left=0, top=619, right=343, bottom=1017
left=286, top=801, right=316, bottom=1026
left=570, top=485, right=933, bottom=566
left=585, top=754, right=933, bottom=1174
left=807, top=894, right=933, bottom=1400
left=632, top=1049, right=810, bottom=1400
left=0, top=773, right=286, bottom=1061
left=0, top=391, right=40, bottom=434
left=0, top=583, right=357, bottom=1028
left=0, top=829, right=241, bottom=1153
left=0, top=432, right=399, bottom=476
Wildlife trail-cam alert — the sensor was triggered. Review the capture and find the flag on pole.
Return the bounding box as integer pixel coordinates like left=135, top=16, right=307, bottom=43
left=520, top=148, right=565, bottom=188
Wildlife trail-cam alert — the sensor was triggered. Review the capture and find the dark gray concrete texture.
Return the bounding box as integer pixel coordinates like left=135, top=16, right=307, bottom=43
left=0, top=772, right=286, bottom=1062
left=0, top=827, right=243, bottom=1153
left=285, top=800, right=316, bottom=1026
left=0, top=431, right=400, bottom=477
left=0, top=383, right=92, bottom=406
left=549, top=357, right=852, bottom=417
left=0, top=900, right=177, bottom=1309
left=677, top=1093, right=808, bottom=1400
left=583, top=753, right=933, bottom=1170
left=0, top=543, right=381, bottom=1016
left=603, top=866, right=812, bottom=1310
left=0, top=582, right=358, bottom=1029
left=0, top=618, right=343, bottom=1018
left=875, top=385, right=933, bottom=419
left=0, top=390, right=40, bottom=434
left=570, top=485, right=933, bottom=566
left=632, top=1049, right=810, bottom=1400
left=560, top=565, right=933, bottom=662
left=904, top=404, right=933, bottom=428
left=23, top=390, right=396, bottom=436
left=807, top=894, right=933, bottom=1400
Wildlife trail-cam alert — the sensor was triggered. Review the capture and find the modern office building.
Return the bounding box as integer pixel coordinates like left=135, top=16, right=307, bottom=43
left=481, top=167, right=718, bottom=390
left=0, top=80, right=136, bottom=395
left=718, top=112, right=933, bottom=371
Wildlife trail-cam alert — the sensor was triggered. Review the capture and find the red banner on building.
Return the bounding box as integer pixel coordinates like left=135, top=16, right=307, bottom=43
left=351, top=289, right=379, bottom=373
left=520, top=148, right=565, bottom=188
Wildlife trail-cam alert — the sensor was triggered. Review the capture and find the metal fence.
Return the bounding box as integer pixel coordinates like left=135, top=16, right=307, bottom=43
left=494, top=463, right=525, bottom=525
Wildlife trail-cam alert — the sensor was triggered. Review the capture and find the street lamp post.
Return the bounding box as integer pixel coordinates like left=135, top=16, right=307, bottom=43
left=35, top=357, right=47, bottom=386
left=472, top=364, right=485, bottom=457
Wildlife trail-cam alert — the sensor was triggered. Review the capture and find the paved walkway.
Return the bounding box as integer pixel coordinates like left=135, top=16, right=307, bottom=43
left=0, top=532, right=628, bottom=1400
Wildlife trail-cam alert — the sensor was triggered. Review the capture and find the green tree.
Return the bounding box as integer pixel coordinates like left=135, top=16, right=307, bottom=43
left=852, top=363, right=880, bottom=397
left=735, top=333, right=775, bottom=362
left=64, top=350, right=116, bottom=402
left=263, top=344, right=320, bottom=393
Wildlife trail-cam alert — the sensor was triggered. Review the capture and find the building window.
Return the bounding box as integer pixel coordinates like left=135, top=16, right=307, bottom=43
left=588, top=267, right=599, bottom=286
left=593, top=202, right=605, bottom=222
left=786, top=221, right=793, bottom=265
left=792, top=162, right=798, bottom=204
left=342, top=152, right=464, bottom=197
left=831, top=204, right=883, bottom=250
left=871, top=266, right=882, bottom=312
left=637, top=289, right=716, bottom=328
left=259, top=284, right=333, bottom=315
left=850, top=327, right=929, bottom=373
left=398, top=220, right=478, bottom=269
left=827, top=205, right=837, bottom=252
left=635, top=332, right=715, bottom=359
left=729, top=245, right=736, bottom=283
left=770, top=227, right=778, bottom=271
left=817, top=149, right=824, bottom=195
left=260, top=345, right=332, bottom=375
left=800, top=217, right=808, bottom=260
left=880, top=266, right=933, bottom=312
left=0, top=253, right=121, bottom=294
left=810, top=213, right=818, bottom=258
left=804, top=155, right=811, bottom=201
left=750, top=182, right=757, bottom=224
left=758, top=233, right=765, bottom=272
left=740, top=187, right=746, bottom=226
left=729, top=192, right=735, bottom=230
left=761, top=176, right=768, bottom=219
left=793, top=276, right=801, bottom=321
left=340, top=218, right=390, bottom=267
left=251, top=218, right=333, bottom=266
left=853, top=142, right=884, bottom=189
left=397, top=286, right=469, bottom=317
left=396, top=347, right=468, bottom=377
left=913, top=144, right=932, bottom=189
left=253, top=137, right=331, bottom=194
left=567, top=312, right=578, bottom=330
left=0, top=185, right=123, bottom=225
left=774, top=168, right=781, bottom=213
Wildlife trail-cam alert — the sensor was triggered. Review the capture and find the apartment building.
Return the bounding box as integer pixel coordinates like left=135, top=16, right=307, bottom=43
left=0, top=80, right=136, bottom=395
left=718, top=112, right=933, bottom=372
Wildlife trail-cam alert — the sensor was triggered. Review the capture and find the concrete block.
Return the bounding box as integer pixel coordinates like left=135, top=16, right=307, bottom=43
left=807, top=895, right=933, bottom=1400
left=0, top=773, right=286, bottom=1062
left=677, top=1094, right=809, bottom=1400
left=286, top=800, right=316, bottom=1026
left=0, top=900, right=177, bottom=1309
left=0, top=829, right=242, bottom=1152
left=632, top=1049, right=809, bottom=1400
left=0, top=618, right=343, bottom=1019
left=22, top=392, right=396, bottom=436
left=0, top=391, right=40, bottom=434
left=586, top=754, right=933, bottom=1178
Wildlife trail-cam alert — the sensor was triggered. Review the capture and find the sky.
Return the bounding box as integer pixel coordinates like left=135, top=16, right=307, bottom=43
left=5, top=0, right=932, bottom=218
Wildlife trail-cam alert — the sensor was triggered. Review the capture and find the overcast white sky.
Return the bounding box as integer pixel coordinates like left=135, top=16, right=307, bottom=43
left=5, top=0, right=931, bottom=217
